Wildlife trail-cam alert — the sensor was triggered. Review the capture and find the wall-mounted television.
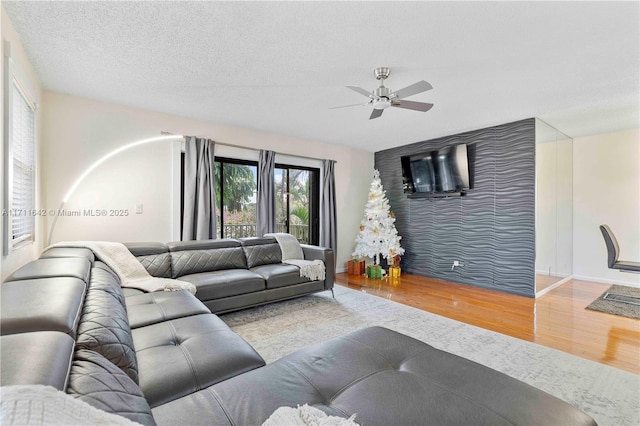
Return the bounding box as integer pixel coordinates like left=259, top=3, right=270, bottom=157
left=401, top=144, right=470, bottom=197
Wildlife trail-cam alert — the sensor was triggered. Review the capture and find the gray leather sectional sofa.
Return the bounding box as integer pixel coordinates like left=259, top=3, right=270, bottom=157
left=0, top=241, right=597, bottom=425
left=124, top=237, right=335, bottom=313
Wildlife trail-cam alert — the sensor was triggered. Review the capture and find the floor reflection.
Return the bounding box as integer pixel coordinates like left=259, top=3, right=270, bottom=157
left=604, top=326, right=640, bottom=362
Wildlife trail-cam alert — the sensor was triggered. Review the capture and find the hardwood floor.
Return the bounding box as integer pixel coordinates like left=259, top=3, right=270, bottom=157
left=335, top=272, right=640, bottom=375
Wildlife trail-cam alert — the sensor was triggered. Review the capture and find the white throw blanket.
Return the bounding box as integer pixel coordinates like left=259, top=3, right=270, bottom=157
left=0, top=385, right=140, bottom=425
left=48, top=241, right=196, bottom=295
left=265, top=233, right=326, bottom=281
left=262, top=404, right=359, bottom=426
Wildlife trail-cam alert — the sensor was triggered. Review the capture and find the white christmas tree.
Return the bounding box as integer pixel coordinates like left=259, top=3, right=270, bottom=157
left=352, top=169, right=405, bottom=264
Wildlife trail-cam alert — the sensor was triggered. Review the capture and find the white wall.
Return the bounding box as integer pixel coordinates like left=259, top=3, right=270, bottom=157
left=556, top=137, right=573, bottom=277
left=41, top=92, right=373, bottom=271
left=0, top=7, right=44, bottom=281
left=536, top=141, right=557, bottom=274
left=573, top=128, right=640, bottom=286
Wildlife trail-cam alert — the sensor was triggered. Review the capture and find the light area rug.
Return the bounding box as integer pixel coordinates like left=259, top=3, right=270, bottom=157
left=221, top=286, right=640, bottom=426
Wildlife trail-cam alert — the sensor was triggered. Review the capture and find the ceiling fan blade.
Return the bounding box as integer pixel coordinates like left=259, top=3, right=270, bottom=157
left=392, top=100, right=434, bottom=112
left=347, top=86, right=372, bottom=98
left=393, top=80, right=433, bottom=100
left=370, top=109, right=384, bottom=119
left=329, top=102, right=370, bottom=110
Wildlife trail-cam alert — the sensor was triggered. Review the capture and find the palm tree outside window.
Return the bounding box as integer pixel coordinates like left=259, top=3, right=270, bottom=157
left=275, top=165, right=319, bottom=245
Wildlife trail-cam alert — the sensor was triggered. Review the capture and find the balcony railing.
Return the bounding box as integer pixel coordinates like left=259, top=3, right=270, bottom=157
left=221, top=223, right=309, bottom=244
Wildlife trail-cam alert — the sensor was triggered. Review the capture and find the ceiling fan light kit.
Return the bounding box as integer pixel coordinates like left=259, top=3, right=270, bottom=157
left=373, top=99, right=391, bottom=110
left=333, top=67, right=434, bottom=119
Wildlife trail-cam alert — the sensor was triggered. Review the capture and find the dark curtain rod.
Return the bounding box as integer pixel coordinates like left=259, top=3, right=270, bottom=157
left=162, top=131, right=335, bottom=164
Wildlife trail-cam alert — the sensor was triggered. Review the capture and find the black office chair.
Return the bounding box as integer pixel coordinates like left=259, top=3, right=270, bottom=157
left=599, top=224, right=640, bottom=273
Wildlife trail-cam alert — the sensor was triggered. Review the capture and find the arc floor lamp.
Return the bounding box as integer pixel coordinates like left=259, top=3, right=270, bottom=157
left=47, top=134, right=184, bottom=246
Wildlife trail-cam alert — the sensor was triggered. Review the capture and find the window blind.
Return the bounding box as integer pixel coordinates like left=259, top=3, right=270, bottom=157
left=11, top=81, right=35, bottom=244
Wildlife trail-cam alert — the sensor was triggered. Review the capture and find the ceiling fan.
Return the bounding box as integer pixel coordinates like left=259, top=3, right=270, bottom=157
left=331, top=67, right=434, bottom=119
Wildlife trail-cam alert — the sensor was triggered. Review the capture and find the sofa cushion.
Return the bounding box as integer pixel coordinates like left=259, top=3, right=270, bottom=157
left=170, top=247, right=247, bottom=278
left=153, top=326, right=597, bottom=426
left=166, top=239, right=239, bottom=252
left=90, top=263, right=126, bottom=305
left=132, top=314, right=265, bottom=407
left=251, top=263, right=309, bottom=289
left=126, top=291, right=210, bottom=328
left=4, top=257, right=91, bottom=283
left=40, top=247, right=95, bottom=265
left=1, top=278, right=86, bottom=337
left=123, top=287, right=145, bottom=297
left=151, top=391, right=232, bottom=426
left=0, top=332, right=75, bottom=390
left=240, top=237, right=282, bottom=268
left=76, top=286, right=138, bottom=383
left=137, top=253, right=172, bottom=278
left=126, top=242, right=172, bottom=278
left=178, top=269, right=265, bottom=300
left=125, top=242, right=169, bottom=256
left=67, top=349, right=157, bottom=426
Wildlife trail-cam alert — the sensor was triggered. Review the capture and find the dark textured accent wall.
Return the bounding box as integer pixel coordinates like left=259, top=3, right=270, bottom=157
left=375, top=118, right=535, bottom=297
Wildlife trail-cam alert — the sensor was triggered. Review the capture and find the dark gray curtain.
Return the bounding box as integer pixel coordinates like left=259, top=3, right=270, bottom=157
left=256, top=149, right=276, bottom=237
left=320, top=159, right=337, bottom=255
left=182, top=137, right=217, bottom=240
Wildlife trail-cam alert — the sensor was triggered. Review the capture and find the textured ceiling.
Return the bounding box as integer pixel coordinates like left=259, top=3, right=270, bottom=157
left=4, top=1, right=639, bottom=152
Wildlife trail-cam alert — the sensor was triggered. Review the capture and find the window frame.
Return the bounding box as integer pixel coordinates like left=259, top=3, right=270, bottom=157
left=3, top=41, right=38, bottom=254
left=179, top=153, right=320, bottom=244
left=275, top=163, right=320, bottom=245
left=215, top=156, right=259, bottom=239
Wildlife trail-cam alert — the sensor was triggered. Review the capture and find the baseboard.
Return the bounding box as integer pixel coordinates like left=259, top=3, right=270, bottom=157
left=572, top=274, right=640, bottom=288
left=535, top=276, right=572, bottom=298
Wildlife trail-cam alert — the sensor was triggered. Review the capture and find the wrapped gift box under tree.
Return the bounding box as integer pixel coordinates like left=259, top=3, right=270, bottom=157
left=388, top=265, right=401, bottom=278
left=367, top=264, right=383, bottom=279
left=388, top=255, right=401, bottom=278
left=347, top=259, right=366, bottom=276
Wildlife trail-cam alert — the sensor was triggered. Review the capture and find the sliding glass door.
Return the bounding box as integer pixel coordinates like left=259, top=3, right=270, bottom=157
left=181, top=154, right=319, bottom=244
left=214, top=158, right=258, bottom=239
left=275, top=165, right=319, bottom=244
